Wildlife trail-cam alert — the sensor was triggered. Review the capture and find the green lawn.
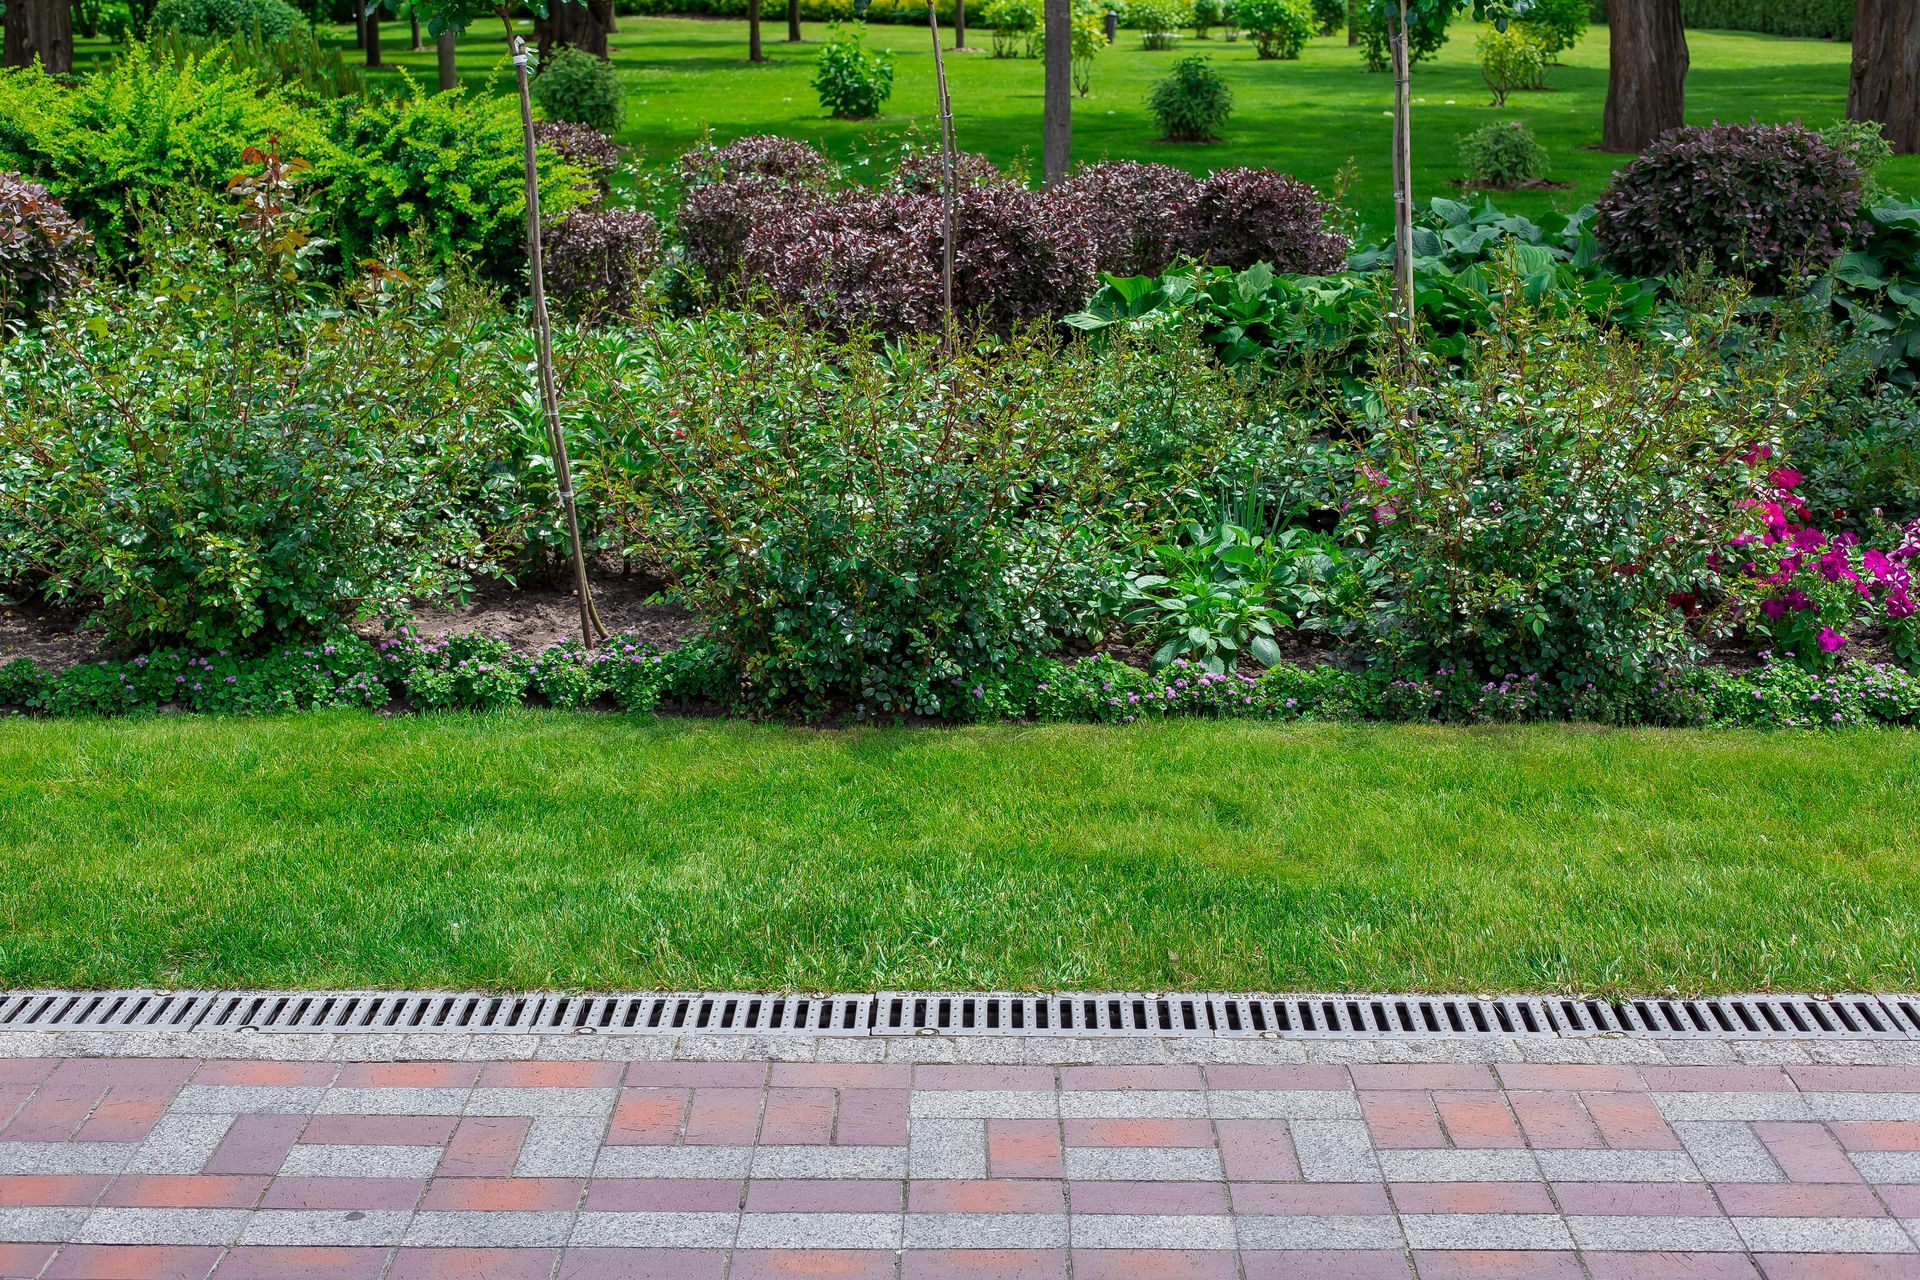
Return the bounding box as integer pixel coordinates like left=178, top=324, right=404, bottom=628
left=2, top=713, right=1916, bottom=995
left=326, top=16, right=1919, bottom=235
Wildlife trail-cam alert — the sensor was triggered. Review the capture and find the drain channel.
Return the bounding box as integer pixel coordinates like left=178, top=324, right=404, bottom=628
left=2, top=990, right=1915, bottom=1040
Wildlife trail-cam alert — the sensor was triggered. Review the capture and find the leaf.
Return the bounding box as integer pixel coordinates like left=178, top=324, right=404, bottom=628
left=1832, top=251, right=1889, bottom=289
left=1152, top=637, right=1183, bottom=668
left=1248, top=635, right=1283, bottom=667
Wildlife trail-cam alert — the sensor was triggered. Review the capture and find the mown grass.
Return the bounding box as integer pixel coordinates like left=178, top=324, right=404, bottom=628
left=328, top=16, right=1918, bottom=234
left=2, top=712, right=1916, bottom=994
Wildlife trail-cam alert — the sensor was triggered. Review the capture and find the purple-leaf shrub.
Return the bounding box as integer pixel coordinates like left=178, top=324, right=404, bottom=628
left=675, top=136, right=836, bottom=282
left=533, top=122, right=622, bottom=194
left=950, top=182, right=1099, bottom=330
left=889, top=147, right=1010, bottom=195
left=1593, top=123, right=1864, bottom=290
left=0, top=172, right=90, bottom=321
left=1056, top=161, right=1200, bottom=277
left=739, top=189, right=946, bottom=333
left=675, top=134, right=836, bottom=188
left=1174, top=167, right=1348, bottom=274
left=544, top=208, right=661, bottom=319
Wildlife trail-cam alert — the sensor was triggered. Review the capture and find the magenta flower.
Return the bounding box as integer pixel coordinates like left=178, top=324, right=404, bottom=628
left=1817, top=627, right=1846, bottom=653
left=1769, top=467, right=1803, bottom=490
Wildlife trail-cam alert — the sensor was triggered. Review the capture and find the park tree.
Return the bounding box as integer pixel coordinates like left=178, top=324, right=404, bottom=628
left=366, top=6, right=383, bottom=65
left=3, top=0, right=74, bottom=72
left=788, top=0, right=802, bottom=41
left=1849, top=0, right=1918, bottom=154
left=438, top=29, right=459, bottom=88
left=749, top=0, right=765, bottom=59
left=536, top=0, right=613, bottom=57
left=1042, top=0, right=1070, bottom=180
left=1601, top=0, right=1687, bottom=152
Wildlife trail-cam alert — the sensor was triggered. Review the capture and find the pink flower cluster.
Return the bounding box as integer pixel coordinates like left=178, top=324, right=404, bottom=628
left=1731, top=451, right=1918, bottom=657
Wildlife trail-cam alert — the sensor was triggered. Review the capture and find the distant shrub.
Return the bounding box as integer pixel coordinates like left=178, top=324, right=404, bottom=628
left=812, top=24, right=894, bottom=118
left=1148, top=54, right=1231, bottom=140
left=1593, top=122, right=1864, bottom=289
left=1056, top=160, right=1199, bottom=276
left=1458, top=121, right=1547, bottom=188
left=677, top=133, right=837, bottom=187
left=1175, top=166, right=1346, bottom=272
left=982, top=0, right=1038, bottom=56
left=150, top=0, right=306, bottom=42
left=1191, top=0, right=1224, bottom=37
left=1309, top=0, right=1344, bottom=32
left=534, top=121, right=622, bottom=193
left=1820, top=117, right=1894, bottom=200
left=1355, top=4, right=1447, bottom=70
left=1235, top=0, right=1312, bottom=58
left=0, top=172, right=90, bottom=322
left=1514, top=0, right=1585, bottom=58
left=1132, top=0, right=1185, bottom=47
left=544, top=207, right=659, bottom=319
left=1477, top=26, right=1543, bottom=105
left=533, top=45, right=623, bottom=133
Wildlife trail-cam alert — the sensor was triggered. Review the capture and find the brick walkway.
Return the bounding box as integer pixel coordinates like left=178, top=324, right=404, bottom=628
left=2, top=1054, right=1919, bottom=1279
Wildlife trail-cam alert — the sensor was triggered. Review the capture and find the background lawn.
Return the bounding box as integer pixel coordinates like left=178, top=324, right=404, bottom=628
left=1, top=713, right=1916, bottom=995
left=310, top=16, right=1920, bottom=235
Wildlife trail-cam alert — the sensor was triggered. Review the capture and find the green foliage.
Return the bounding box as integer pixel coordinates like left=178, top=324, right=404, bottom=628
left=1191, top=0, right=1224, bottom=36
left=1121, top=520, right=1337, bottom=671
left=0, top=172, right=90, bottom=323
left=0, top=48, right=325, bottom=264
left=1148, top=54, right=1231, bottom=140
left=1791, top=382, right=1920, bottom=527
left=1351, top=281, right=1828, bottom=692
left=0, top=197, right=531, bottom=648
left=1513, top=0, right=1582, bottom=57
left=811, top=24, right=895, bottom=119
left=150, top=0, right=307, bottom=40
left=1309, top=0, right=1345, bottom=32
left=1234, top=0, right=1313, bottom=58
left=982, top=0, right=1037, bottom=55
left=321, top=79, right=592, bottom=284
left=1821, top=118, right=1895, bottom=202
left=532, top=44, right=623, bottom=133
left=1675, top=0, right=1851, bottom=39
left=1131, top=0, right=1186, bottom=47
left=1458, top=120, right=1546, bottom=187
left=146, top=23, right=364, bottom=99
left=1354, top=1, right=1449, bottom=71
left=609, top=315, right=1244, bottom=718
left=1818, top=199, right=1920, bottom=384
left=1476, top=25, right=1542, bottom=105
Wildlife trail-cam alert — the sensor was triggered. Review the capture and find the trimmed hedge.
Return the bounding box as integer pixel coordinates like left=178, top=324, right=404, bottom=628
left=1585, top=0, right=1852, bottom=39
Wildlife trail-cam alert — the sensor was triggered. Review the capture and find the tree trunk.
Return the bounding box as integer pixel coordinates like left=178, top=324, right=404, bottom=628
left=1042, top=0, right=1070, bottom=182
left=2, top=0, right=72, bottom=70
left=535, top=0, right=611, bottom=59
left=1850, top=0, right=1920, bottom=154
left=1602, top=0, right=1687, bottom=152
left=1346, top=0, right=1357, bottom=43
left=354, top=2, right=365, bottom=48
left=437, top=28, right=458, bottom=89
left=1389, top=0, right=1413, bottom=347
left=954, top=0, right=966, bottom=48
left=787, top=0, right=801, bottom=41
left=365, top=8, right=382, bottom=66
left=410, top=12, right=424, bottom=49
left=749, top=0, right=764, bottom=60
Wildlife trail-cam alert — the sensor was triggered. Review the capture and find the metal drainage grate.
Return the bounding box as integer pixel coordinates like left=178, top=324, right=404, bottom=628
left=0, top=990, right=1914, bottom=1040
left=535, top=993, right=875, bottom=1037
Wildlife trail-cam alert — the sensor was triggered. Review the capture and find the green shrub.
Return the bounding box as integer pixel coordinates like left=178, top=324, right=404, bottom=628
left=1148, top=54, right=1230, bottom=141
left=0, top=48, right=325, bottom=264
left=1131, top=0, right=1185, bottom=47
left=321, top=81, right=593, bottom=285
left=1234, top=0, right=1312, bottom=57
left=150, top=0, right=306, bottom=41
left=1677, top=0, right=1850, bottom=39
left=0, top=198, right=532, bottom=648
left=147, top=24, right=363, bottom=99
left=1354, top=2, right=1448, bottom=71
left=1191, top=0, right=1223, bottom=36
left=1821, top=118, right=1894, bottom=201
left=812, top=24, right=894, bottom=118
left=1308, top=0, right=1343, bottom=32
left=982, top=0, right=1037, bottom=55
left=1477, top=26, right=1544, bottom=105
left=1352, top=276, right=1827, bottom=692
left=1514, top=0, right=1585, bottom=58
left=1458, top=120, right=1547, bottom=188
left=612, top=315, right=1244, bottom=717
left=532, top=45, right=623, bottom=133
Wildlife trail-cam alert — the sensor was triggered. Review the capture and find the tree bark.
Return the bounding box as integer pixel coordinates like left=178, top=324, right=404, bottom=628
left=1850, top=0, right=1920, bottom=154
left=354, top=1, right=365, bottom=47
left=1042, top=0, right=1070, bottom=182
left=437, top=28, right=458, bottom=89
left=954, top=0, right=966, bottom=48
left=410, top=11, right=424, bottom=49
left=1602, top=0, right=1687, bottom=152
left=2, top=0, right=72, bottom=71
left=749, top=0, right=764, bottom=60
left=535, top=0, right=611, bottom=58
left=365, top=7, right=382, bottom=66
left=787, top=0, right=801, bottom=41
left=1346, top=0, right=1357, bottom=44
